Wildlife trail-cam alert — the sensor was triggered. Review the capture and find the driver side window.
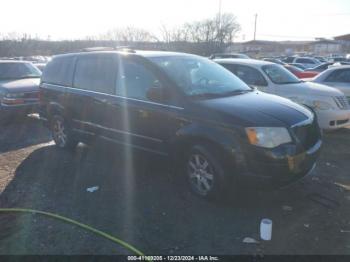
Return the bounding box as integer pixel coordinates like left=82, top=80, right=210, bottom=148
left=117, top=58, right=162, bottom=101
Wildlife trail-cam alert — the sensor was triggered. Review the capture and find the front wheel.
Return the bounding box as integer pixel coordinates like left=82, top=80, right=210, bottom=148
left=51, top=115, right=78, bottom=150
left=186, top=145, right=227, bottom=199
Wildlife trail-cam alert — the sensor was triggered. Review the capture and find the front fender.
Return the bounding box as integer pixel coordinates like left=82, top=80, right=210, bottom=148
left=169, top=122, right=246, bottom=169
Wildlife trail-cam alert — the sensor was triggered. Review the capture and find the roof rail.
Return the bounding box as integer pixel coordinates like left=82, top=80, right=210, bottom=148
left=82, top=46, right=136, bottom=53
left=114, top=46, right=136, bottom=53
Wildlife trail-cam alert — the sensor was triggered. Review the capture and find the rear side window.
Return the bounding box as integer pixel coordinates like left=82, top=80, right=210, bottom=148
left=73, top=55, right=117, bottom=94
left=42, top=56, right=75, bottom=86
left=222, top=64, right=268, bottom=86
left=326, top=69, right=350, bottom=83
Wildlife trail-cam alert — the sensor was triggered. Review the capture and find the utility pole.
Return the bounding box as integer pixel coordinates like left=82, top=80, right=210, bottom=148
left=218, top=0, right=222, bottom=30
left=253, top=13, right=258, bottom=40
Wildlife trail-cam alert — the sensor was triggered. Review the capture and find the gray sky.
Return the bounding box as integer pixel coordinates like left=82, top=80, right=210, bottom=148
left=1, top=0, right=350, bottom=41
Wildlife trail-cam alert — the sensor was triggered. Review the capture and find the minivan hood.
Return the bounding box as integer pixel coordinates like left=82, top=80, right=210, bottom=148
left=195, top=91, right=312, bottom=127
left=0, top=78, right=40, bottom=93
left=283, top=81, right=343, bottom=97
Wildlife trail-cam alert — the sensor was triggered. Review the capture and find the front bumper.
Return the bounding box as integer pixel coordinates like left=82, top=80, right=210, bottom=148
left=237, top=139, right=322, bottom=188
left=316, top=109, right=350, bottom=130
left=0, top=103, right=39, bottom=119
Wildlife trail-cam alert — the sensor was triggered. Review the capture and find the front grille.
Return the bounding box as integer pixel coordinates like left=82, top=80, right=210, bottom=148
left=334, top=96, right=349, bottom=110
left=337, top=119, right=349, bottom=125
left=292, top=118, right=320, bottom=150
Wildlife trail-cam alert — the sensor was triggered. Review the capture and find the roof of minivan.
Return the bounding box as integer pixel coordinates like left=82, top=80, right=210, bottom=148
left=52, top=50, right=197, bottom=59
left=214, top=58, right=275, bottom=66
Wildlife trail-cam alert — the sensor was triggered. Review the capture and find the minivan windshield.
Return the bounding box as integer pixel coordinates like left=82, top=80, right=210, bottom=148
left=149, top=56, right=252, bottom=98
left=0, top=62, right=42, bottom=80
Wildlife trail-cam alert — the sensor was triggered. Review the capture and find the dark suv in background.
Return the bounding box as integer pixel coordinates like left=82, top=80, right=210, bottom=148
left=39, top=50, right=322, bottom=199
left=0, top=61, right=41, bottom=121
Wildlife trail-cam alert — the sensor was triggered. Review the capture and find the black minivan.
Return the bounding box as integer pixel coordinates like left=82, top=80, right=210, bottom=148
left=39, top=50, right=322, bottom=199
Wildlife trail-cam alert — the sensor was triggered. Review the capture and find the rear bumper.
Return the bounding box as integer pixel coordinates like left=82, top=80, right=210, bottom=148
left=237, top=139, right=322, bottom=188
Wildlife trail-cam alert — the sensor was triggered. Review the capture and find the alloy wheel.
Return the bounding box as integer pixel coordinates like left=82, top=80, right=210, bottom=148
left=52, top=117, right=67, bottom=147
left=187, top=153, right=215, bottom=196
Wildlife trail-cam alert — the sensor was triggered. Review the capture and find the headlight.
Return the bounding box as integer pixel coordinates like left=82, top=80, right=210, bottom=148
left=245, top=127, right=292, bottom=148
left=312, top=100, right=333, bottom=110
left=5, top=93, right=25, bottom=98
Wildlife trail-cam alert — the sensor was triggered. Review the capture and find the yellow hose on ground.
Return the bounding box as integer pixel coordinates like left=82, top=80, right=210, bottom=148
left=0, top=208, right=149, bottom=259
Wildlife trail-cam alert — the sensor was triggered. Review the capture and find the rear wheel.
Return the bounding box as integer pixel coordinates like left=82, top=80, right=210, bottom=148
left=186, top=144, right=228, bottom=199
left=51, top=115, right=78, bottom=150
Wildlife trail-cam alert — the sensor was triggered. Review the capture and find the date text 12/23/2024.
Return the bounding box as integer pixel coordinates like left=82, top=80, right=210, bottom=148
left=128, top=256, right=219, bottom=261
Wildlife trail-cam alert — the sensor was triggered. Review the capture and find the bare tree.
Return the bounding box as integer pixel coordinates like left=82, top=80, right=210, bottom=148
left=160, top=24, right=190, bottom=43
left=160, top=24, right=172, bottom=43
left=100, top=26, right=158, bottom=42
left=160, top=13, right=240, bottom=44
left=215, top=13, right=241, bottom=44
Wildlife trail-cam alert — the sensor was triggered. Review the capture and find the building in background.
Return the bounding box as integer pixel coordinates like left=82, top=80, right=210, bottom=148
left=227, top=37, right=347, bottom=57
left=309, top=39, right=342, bottom=55
left=334, top=34, right=350, bottom=54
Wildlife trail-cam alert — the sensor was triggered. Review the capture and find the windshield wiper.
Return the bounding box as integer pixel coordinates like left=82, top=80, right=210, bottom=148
left=280, top=81, right=302, bottom=84
left=190, top=93, right=224, bottom=99
left=191, top=89, right=252, bottom=99
left=219, top=89, right=253, bottom=96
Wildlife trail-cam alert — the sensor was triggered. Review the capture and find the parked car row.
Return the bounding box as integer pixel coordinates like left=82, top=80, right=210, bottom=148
left=260, top=56, right=350, bottom=96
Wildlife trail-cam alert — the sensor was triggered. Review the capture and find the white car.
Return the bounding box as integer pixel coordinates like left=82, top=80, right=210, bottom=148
left=215, top=59, right=350, bottom=130
left=312, top=66, right=350, bottom=103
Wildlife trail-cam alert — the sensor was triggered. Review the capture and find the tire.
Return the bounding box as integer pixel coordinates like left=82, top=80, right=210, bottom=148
left=185, top=144, right=228, bottom=199
left=51, top=115, right=78, bottom=150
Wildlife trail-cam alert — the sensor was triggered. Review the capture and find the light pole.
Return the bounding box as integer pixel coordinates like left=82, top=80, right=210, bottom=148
left=254, top=13, right=258, bottom=40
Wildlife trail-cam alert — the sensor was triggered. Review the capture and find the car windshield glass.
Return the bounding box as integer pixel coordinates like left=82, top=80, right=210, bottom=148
left=149, top=56, right=252, bottom=98
left=262, top=64, right=301, bottom=84
left=0, top=63, right=42, bottom=79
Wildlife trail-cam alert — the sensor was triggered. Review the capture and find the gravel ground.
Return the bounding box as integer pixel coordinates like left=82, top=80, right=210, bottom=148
left=0, top=116, right=350, bottom=255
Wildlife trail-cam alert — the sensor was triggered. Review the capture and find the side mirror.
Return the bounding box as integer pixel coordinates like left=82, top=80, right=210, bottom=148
left=146, top=87, right=164, bottom=102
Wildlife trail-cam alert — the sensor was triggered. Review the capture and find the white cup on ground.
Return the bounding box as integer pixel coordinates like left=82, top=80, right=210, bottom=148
left=260, top=218, right=273, bottom=241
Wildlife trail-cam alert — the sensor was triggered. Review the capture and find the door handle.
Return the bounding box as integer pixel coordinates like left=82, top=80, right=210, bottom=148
left=93, top=98, right=107, bottom=104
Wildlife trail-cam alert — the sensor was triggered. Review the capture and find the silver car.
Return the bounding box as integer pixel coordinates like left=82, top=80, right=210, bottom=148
left=312, top=65, right=350, bottom=103
left=215, top=59, right=350, bottom=130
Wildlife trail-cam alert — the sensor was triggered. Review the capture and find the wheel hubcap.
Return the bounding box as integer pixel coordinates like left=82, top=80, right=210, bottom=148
left=188, top=154, right=214, bottom=195
left=53, top=119, right=67, bottom=147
